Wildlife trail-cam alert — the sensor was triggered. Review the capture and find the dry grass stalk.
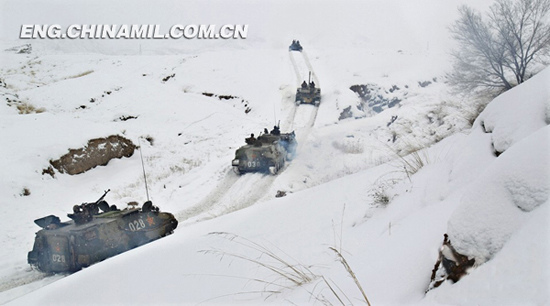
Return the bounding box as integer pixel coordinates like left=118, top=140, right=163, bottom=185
left=329, top=247, right=372, bottom=306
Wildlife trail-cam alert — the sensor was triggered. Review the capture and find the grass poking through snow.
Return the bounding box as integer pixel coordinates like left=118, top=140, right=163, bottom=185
left=201, top=232, right=373, bottom=305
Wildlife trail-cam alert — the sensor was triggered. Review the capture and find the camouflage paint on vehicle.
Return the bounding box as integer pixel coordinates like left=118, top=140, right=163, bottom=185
left=27, top=190, right=178, bottom=273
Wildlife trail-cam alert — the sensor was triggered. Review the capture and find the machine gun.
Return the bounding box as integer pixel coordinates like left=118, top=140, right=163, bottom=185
left=94, top=189, right=111, bottom=205
left=91, top=189, right=111, bottom=213
left=73, top=189, right=112, bottom=221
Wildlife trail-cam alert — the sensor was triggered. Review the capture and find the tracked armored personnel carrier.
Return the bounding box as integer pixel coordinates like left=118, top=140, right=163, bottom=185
left=232, top=127, right=297, bottom=175
left=257, top=130, right=297, bottom=160
left=296, top=72, right=321, bottom=106
left=27, top=190, right=178, bottom=273
left=289, top=40, right=303, bottom=51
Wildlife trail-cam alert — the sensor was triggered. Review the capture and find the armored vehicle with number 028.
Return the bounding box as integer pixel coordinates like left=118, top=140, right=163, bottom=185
left=27, top=190, right=178, bottom=273
left=232, top=128, right=297, bottom=175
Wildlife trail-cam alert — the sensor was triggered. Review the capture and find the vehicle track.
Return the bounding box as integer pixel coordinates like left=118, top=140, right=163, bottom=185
left=178, top=46, right=321, bottom=225
left=288, top=48, right=320, bottom=138
left=0, top=269, right=63, bottom=304
left=176, top=168, right=240, bottom=223
left=300, top=50, right=320, bottom=87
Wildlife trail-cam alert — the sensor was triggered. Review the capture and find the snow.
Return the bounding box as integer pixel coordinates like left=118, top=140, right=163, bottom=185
left=448, top=126, right=550, bottom=263
left=479, top=68, right=550, bottom=154
left=1, top=0, right=549, bottom=305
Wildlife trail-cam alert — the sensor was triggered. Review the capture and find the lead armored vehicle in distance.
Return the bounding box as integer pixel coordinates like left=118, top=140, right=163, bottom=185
left=232, top=127, right=297, bottom=175
left=289, top=40, right=303, bottom=52
left=27, top=190, right=178, bottom=273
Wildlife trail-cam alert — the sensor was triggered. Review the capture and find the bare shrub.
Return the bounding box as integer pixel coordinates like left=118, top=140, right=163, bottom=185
left=398, top=148, right=430, bottom=179
left=16, top=102, right=45, bottom=114
left=369, top=182, right=394, bottom=206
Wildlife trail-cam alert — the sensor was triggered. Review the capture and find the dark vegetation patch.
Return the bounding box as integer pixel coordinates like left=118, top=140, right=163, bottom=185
left=349, top=78, right=437, bottom=117
left=202, top=92, right=251, bottom=114
left=4, top=92, right=22, bottom=105
left=87, top=88, right=121, bottom=106
left=49, top=135, right=136, bottom=175
left=386, top=115, right=398, bottom=127
left=418, top=80, right=432, bottom=87
left=21, top=187, right=31, bottom=196
left=42, top=166, right=55, bottom=178
left=115, top=115, right=139, bottom=122
left=338, top=106, right=353, bottom=120
left=144, top=136, right=154, bottom=146
left=349, top=84, right=402, bottom=114
left=5, top=44, right=32, bottom=54
left=162, top=73, right=175, bottom=83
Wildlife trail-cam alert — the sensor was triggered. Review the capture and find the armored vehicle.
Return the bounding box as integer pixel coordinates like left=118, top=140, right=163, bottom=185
left=296, top=72, right=321, bottom=106
left=289, top=40, right=303, bottom=52
left=232, top=127, right=297, bottom=175
left=27, top=190, right=178, bottom=273
left=257, top=129, right=297, bottom=160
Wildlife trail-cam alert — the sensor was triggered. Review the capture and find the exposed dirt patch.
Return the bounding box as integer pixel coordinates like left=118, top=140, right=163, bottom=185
left=49, top=135, right=136, bottom=175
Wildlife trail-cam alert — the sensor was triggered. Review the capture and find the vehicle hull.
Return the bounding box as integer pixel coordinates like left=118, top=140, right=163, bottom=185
left=28, top=209, right=178, bottom=273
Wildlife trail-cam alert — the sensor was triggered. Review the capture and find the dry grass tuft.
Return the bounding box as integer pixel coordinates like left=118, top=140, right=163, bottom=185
left=327, top=247, right=372, bottom=306
left=201, top=232, right=318, bottom=289
left=16, top=102, right=45, bottom=114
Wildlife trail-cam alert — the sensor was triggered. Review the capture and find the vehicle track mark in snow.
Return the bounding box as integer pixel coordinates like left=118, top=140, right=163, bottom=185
left=0, top=271, right=45, bottom=293
left=287, top=48, right=321, bottom=145
left=213, top=173, right=276, bottom=218
left=178, top=172, right=277, bottom=224
left=288, top=49, right=320, bottom=132
left=291, top=104, right=318, bottom=143
left=278, top=85, right=298, bottom=131
left=179, top=49, right=321, bottom=226
left=0, top=269, right=63, bottom=304
left=176, top=168, right=239, bottom=222
left=301, top=50, right=320, bottom=87
left=288, top=52, right=303, bottom=87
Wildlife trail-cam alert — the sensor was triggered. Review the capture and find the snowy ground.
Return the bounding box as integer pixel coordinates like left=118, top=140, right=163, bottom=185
left=1, top=0, right=549, bottom=305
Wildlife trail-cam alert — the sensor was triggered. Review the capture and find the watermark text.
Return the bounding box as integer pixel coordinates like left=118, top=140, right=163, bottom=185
left=19, top=24, right=248, bottom=39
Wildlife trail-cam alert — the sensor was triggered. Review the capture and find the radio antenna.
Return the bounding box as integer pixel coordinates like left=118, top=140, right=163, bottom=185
left=137, top=138, right=150, bottom=201
left=273, top=99, right=278, bottom=126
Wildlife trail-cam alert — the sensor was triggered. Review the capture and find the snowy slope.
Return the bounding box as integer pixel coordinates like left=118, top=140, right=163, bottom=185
left=3, top=68, right=548, bottom=305
left=1, top=0, right=548, bottom=305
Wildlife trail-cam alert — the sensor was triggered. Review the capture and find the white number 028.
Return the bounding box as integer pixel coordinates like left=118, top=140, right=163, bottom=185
left=128, top=219, right=146, bottom=231
left=52, top=254, right=66, bottom=263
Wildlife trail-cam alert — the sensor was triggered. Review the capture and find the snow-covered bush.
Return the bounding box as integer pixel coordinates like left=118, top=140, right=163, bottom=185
left=447, top=67, right=550, bottom=265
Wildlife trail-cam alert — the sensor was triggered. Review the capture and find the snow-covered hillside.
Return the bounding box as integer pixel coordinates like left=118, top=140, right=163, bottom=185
left=1, top=0, right=548, bottom=305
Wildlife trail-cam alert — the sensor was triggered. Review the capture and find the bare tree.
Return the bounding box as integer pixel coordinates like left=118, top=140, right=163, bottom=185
left=448, top=0, right=550, bottom=95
